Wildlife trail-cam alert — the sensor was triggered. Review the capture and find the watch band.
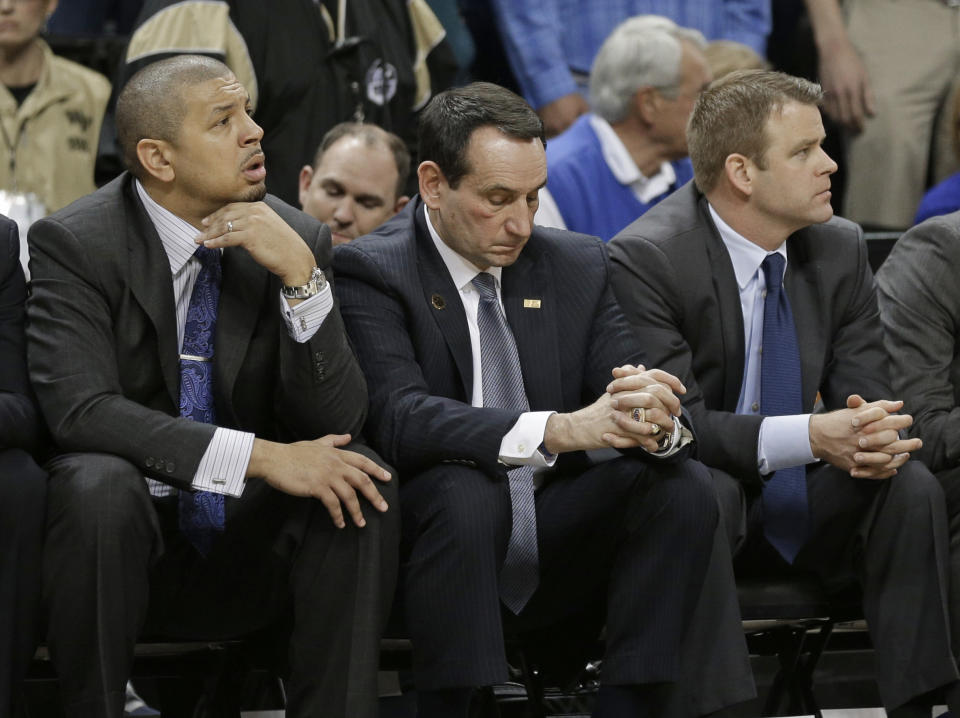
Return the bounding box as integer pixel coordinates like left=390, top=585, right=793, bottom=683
left=281, top=266, right=326, bottom=299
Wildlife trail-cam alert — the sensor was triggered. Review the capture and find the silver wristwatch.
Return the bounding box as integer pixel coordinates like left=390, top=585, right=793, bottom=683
left=281, top=266, right=326, bottom=299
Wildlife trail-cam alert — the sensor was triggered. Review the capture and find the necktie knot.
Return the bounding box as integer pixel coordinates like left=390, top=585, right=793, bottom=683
left=472, top=272, right=498, bottom=302
left=194, top=245, right=220, bottom=269
left=762, top=252, right=785, bottom=293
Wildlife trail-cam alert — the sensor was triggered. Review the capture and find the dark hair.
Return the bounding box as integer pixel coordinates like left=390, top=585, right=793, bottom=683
left=687, top=69, right=823, bottom=193
left=116, top=55, right=234, bottom=180
left=418, top=82, right=545, bottom=188
left=313, top=122, right=411, bottom=198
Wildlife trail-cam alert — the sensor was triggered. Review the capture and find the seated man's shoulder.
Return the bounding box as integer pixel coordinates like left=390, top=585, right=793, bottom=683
left=332, top=208, right=418, bottom=280
left=794, top=214, right=865, bottom=262
left=609, top=182, right=703, bottom=255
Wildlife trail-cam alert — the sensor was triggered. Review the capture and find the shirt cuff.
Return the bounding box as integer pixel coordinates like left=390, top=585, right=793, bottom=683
left=280, top=283, right=334, bottom=343
left=499, top=411, right=558, bottom=467
left=758, top=414, right=816, bottom=474
left=644, top=416, right=693, bottom=458
left=191, top=427, right=255, bottom=497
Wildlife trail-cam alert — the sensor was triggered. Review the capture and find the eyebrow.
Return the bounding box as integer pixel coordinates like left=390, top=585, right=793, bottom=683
left=789, top=135, right=823, bottom=153
left=208, top=96, right=252, bottom=119
left=481, top=177, right=548, bottom=195
left=320, top=178, right=386, bottom=205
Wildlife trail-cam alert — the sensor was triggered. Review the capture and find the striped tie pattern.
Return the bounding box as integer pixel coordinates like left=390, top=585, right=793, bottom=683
left=759, top=253, right=810, bottom=563
left=472, top=272, right=539, bottom=614
left=178, top=246, right=225, bottom=556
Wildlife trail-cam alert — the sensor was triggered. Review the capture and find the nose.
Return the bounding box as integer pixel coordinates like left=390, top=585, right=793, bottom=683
left=504, top=198, right=532, bottom=238
left=240, top=113, right=264, bottom=146
left=332, top=199, right=355, bottom=227
left=819, top=146, right=838, bottom=175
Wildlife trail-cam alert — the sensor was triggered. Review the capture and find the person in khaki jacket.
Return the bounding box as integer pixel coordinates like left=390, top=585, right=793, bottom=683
left=0, top=0, right=109, bottom=217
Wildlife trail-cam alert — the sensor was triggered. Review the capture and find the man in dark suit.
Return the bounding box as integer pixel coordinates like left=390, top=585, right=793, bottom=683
left=26, top=55, right=397, bottom=718
left=0, top=217, right=46, bottom=718
left=333, top=82, right=754, bottom=718
left=609, top=69, right=960, bottom=716
left=877, top=210, right=960, bottom=682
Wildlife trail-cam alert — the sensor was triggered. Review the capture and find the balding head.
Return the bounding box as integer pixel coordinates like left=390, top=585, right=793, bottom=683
left=116, top=55, right=235, bottom=180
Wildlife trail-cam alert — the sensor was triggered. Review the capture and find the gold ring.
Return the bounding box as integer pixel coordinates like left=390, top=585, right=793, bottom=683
left=650, top=423, right=661, bottom=436
left=631, top=407, right=645, bottom=423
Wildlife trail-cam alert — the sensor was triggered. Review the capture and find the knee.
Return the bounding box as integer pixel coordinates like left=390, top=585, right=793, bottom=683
left=643, top=458, right=719, bottom=532
left=45, top=452, right=153, bottom=539
left=0, top=448, right=46, bottom=506
left=402, top=464, right=509, bottom=556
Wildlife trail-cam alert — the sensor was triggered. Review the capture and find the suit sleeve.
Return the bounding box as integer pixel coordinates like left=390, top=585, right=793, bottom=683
left=26, top=216, right=214, bottom=489
left=0, top=219, right=42, bottom=453
left=609, top=234, right=764, bottom=484
left=876, top=218, right=960, bottom=473
left=815, top=227, right=892, bottom=411
left=334, top=243, right=521, bottom=477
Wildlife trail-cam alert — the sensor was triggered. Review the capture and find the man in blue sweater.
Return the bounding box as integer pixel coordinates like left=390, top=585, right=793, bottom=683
left=535, top=17, right=711, bottom=241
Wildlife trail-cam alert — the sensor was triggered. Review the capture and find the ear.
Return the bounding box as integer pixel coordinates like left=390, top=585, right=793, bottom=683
left=723, top=153, right=753, bottom=196
left=633, top=86, right=660, bottom=125
left=298, top=165, right=314, bottom=208
left=418, top=161, right=445, bottom=209
left=393, top=195, right=410, bottom=214
left=136, top=139, right=175, bottom=183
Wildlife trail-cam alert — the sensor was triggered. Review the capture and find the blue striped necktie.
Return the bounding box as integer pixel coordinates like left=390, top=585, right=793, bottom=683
left=472, top=272, right=539, bottom=614
left=759, top=252, right=810, bottom=563
left=178, top=245, right=225, bottom=556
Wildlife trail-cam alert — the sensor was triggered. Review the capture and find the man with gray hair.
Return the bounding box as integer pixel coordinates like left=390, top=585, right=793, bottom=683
left=535, top=16, right=712, bottom=241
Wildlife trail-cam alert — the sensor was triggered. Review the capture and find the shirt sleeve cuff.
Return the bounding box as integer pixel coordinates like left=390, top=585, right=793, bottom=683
left=280, top=283, right=334, bottom=343
left=758, top=414, right=816, bottom=474
left=191, top=427, right=255, bottom=497
left=499, top=411, right=558, bottom=467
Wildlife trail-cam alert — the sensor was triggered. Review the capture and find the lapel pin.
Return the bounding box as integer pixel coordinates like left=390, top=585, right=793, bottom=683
left=523, top=299, right=542, bottom=309
left=431, top=294, right=446, bottom=310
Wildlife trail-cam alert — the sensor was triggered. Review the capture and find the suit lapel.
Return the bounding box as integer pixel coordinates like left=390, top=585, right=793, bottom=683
left=502, top=239, right=560, bottom=412
left=414, top=207, right=474, bottom=398
left=125, top=185, right=180, bottom=407
left=699, top=197, right=747, bottom=412
left=786, top=237, right=825, bottom=411
left=216, top=247, right=268, bottom=415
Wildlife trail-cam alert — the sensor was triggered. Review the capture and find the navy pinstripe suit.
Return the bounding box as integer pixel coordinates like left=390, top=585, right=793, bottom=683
left=333, top=198, right=755, bottom=715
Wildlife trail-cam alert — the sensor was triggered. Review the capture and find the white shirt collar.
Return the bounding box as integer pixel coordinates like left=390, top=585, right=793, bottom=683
left=589, top=114, right=676, bottom=203
left=708, top=202, right=787, bottom=289
left=423, top=204, right=503, bottom=291
left=135, top=179, right=205, bottom=276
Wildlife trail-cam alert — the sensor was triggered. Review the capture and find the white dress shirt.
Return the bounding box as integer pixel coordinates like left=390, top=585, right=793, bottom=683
left=708, top=204, right=815, bottom=474
left=535, top=114, right=678, bottom=230
left=135, top=180, right=333, bottom=497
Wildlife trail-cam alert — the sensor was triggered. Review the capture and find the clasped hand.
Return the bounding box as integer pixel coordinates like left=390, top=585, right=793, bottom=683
left=809, top=394, right=921, bottom=479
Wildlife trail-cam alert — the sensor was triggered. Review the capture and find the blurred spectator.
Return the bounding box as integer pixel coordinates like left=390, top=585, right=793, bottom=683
left=47, top=0, right=144, bottom=36
left=805, top=0, right=960, bottom=229
left=0, top=0, right=110, bottom=270
left=485, top=0, right=770, bottom=137
left=425, top=0, right=474, bottom=85
left=703, top=39, right=767, bottom=80
left=536, top=18, right=711, bottom=241
left=915, top=88, right=960, bottom=226
left=114, top=0, right=457, bottom=206
left=299, top=122, right=410, bottom=244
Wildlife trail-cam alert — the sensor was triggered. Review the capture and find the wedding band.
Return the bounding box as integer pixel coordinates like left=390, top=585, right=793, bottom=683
left=632, top=407, right=645, bottom=423
left=650, top=424, right=661, bottom=436
left=227, top=220, right=233, bottom=233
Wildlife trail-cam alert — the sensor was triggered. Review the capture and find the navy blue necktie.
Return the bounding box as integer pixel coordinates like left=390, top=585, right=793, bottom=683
left=472, top=272, right=539, bottom=614
left=759, top=253, right=810, bottom=563
left=178, top=246, right=225, bottom=556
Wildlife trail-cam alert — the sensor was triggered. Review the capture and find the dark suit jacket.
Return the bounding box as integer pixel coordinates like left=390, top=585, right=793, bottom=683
left=0, top=216, right=42, bottom=454
left=332, top=197, right=674, bottom=477
left=876, top=211, right=960, bottom=473
left=608, top=182, right=889, bottom=487
left=26, top=173, right=367, bottom=489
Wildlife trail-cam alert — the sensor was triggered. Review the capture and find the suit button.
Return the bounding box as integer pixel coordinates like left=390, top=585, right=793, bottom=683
left=314, top=351, right=324, bottom=362
left=751, top=402, right=759, bottom=412
left=166, top=462, right=176, bottom=473
left=145, top=457, right=155, bottom=468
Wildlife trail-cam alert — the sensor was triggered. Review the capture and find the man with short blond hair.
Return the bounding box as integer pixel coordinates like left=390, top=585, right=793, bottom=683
left=610, top=69, right=960, bottom=717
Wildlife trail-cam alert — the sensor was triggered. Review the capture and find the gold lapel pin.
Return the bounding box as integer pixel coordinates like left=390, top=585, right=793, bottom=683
left=431, top=294, right=446, bottom=310
left=523, top=299, right=542, bottom=309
